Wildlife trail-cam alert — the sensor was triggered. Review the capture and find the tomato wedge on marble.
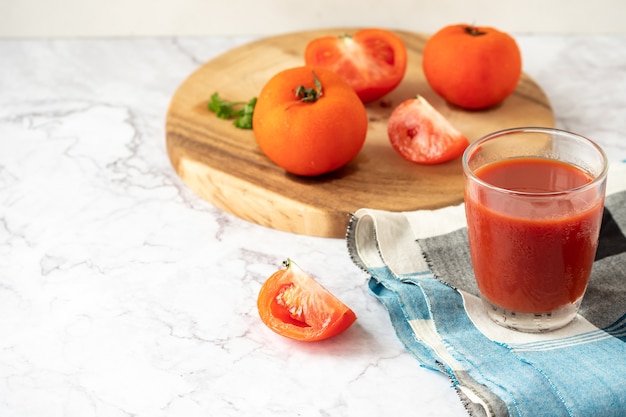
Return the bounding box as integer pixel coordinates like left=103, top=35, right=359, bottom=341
left=257, top=259, right=357, bottom=342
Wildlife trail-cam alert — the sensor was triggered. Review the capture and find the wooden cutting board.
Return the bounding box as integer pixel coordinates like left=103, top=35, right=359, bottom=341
left=166, top=28, right=554, bottom=238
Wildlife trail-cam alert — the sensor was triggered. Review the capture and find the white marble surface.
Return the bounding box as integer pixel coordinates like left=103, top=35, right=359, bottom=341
left=1, top=34, right=625, bottom=417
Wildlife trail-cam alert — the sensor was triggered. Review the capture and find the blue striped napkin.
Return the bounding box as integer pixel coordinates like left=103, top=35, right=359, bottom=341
left=347, top=163, right=626, bottom=417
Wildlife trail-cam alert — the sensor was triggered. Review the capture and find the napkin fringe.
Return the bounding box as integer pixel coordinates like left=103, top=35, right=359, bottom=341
left=346, top=212, right=372, bottom=273
left=436, top=360, right=491, bottom=417
left=419, top=243, right=460, bottom=292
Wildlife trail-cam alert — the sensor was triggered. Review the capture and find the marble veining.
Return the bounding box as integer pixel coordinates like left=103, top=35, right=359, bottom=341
left=1, top=34, right=625, bottom=417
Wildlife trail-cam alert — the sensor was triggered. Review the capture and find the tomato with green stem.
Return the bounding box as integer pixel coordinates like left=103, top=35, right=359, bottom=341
left=252, top=66, right=367, bottom=176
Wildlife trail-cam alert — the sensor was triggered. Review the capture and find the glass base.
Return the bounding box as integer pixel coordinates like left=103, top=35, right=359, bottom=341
left=482, top=297, right=583, bottom=333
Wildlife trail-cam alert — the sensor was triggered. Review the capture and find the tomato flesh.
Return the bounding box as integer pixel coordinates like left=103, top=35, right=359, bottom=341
left=387, top=96, right=469, bottom=164
left=272, top=284, right=310, bottom=327
left=304, top=29, right=408, bottom=103
left=257, top=259, right=357, bottom=342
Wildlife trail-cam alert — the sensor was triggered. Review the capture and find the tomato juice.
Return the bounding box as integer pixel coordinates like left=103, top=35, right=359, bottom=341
left=465, top=157, right=605, bottom=314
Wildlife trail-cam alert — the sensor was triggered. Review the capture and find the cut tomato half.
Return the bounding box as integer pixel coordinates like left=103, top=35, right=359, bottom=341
left=387, top=95, right=470, bottom=164
left=304, top=28, right=408, bottom=103
left=257, top=259, right=357, bottom=342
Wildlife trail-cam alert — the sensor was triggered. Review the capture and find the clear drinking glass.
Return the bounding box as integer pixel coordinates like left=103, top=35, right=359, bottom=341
left=462, top=127, right=608, bottom=332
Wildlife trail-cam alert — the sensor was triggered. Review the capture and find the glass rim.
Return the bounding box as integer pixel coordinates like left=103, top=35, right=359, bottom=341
left=462, top=126, right=609, bottom=197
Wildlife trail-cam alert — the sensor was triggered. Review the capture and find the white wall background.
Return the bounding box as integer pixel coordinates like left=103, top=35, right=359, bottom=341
left=1, top=0, right=624, bottom=37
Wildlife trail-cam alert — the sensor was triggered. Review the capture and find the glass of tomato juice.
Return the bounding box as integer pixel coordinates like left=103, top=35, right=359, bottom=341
left=462, top=127, right=608, bottom=332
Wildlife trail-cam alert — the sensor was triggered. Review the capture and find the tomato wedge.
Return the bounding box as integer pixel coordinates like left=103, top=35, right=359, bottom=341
left=257, top=259, right=357, bottom=342
left=304, top=28, right=408, bottom=103
left=387, top=95, right=470, bottom=164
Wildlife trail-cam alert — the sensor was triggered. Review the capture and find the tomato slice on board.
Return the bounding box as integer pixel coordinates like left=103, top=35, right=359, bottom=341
left=304, top=28, right=408, bottom=103
left=257, top=259, right=357, bottom=342
left=387, top=95, right=470, bottom=165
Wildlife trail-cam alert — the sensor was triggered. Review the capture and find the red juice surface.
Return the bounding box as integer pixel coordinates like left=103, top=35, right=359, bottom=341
left=465, top=157, right=604, bottom=313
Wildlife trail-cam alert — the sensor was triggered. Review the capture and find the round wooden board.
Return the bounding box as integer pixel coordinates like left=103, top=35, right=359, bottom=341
left=166, top=28, right=555, bottom=238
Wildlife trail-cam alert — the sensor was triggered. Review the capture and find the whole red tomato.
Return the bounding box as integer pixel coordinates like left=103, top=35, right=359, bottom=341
left=304, top=28, right=408, bottom=103
left=252, top=66, right=368, bottom=176
left=422, top=24, right=522, bottom=110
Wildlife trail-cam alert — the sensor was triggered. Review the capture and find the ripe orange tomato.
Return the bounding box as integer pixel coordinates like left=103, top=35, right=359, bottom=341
left=422, top=24, right=522, bottom=110
left=304, top=28, right=408, bottom=103
left=252, top=66, right=368, bottom=176
left=387, top=95, right=469, bottom=164
left=257, top=259, right=357, bottom=342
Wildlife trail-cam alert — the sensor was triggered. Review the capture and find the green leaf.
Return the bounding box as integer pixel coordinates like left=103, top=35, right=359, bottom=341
left=233, top=97, right=257, bottom=129
left=208, top=92, right=236, bottom=119
left=208, top=92, right=256, bottom=129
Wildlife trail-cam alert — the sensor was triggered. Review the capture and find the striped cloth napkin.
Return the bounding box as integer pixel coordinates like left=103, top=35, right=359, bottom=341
left=347, top=162, right=626, bottom=417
